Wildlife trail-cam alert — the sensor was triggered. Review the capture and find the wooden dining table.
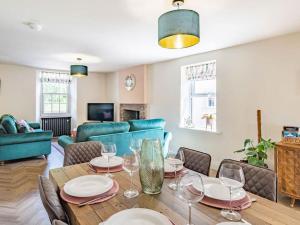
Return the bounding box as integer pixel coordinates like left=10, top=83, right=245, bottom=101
left=49, top=163, right=300, bottom=225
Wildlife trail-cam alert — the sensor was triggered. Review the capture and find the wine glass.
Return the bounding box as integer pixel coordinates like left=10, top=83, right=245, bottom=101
left=101, top=143, right=117, bottom=178
left=166, top=150, right=185, bottom=190
left=219, top=163, right=245, bottom=221
left=129, top=138, right=142, bottom=156
left=122, top=153, right=139, bottom=198
left=177, top=172, right=205, bottom=225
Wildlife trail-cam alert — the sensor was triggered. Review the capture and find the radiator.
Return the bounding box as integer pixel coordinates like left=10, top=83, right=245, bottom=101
left=41, top=117, right=71, bottom=137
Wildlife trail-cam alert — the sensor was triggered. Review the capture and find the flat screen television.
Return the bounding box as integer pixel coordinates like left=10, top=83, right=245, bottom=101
left=87, top=103, right=114, bottom=122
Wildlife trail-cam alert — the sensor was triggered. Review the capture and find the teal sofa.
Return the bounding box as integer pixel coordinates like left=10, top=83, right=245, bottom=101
left=58, top=118, right=172, bottom=157
left=0, top=115, right=53, bottom=164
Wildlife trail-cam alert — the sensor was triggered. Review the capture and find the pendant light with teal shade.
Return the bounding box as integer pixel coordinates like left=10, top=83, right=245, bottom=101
left=158, top=0, right=200, bottom=49
left=70, top=58, right=88, bottom=77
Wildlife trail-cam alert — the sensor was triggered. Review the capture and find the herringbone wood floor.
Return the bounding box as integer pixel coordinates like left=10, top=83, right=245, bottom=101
left=0, top=144, right=63, bottom=225
left=0, top=142, right=299, bottom=225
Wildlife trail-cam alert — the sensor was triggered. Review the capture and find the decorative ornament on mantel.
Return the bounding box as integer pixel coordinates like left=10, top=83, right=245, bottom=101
left=158, top=0, right=200, bottom=49
left=70, top=58, right=88, bottom=77
left=124, top=74, right=136, bottom=91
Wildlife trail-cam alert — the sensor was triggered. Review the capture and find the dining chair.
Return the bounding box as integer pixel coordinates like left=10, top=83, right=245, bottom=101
left=52, top=220, right=68, bottom=225
left=216, top=159, right=277, bottom=201
left=177, top=147, right=211, bottom=176
left=63, top=141, right=103, bottom=166
left=38, top=176, right=69, bottom=224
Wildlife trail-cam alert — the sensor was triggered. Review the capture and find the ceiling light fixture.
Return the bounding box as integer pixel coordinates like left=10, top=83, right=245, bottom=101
left=23, top=21, right=43, bottom=31
left=70, top=58, right=88, bottom=77
left=158, top=0, right=200, bottom=49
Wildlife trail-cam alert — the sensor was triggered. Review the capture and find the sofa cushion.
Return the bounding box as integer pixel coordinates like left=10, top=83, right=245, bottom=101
left=0, top=124, right=7, bottom=135
left=16, top=120, right=33, bottom=133
left=1, top=117, right=17, bottom=134
left=128, top=118, right=166, bottom=131
left=76, top=122, right=130, bottom=142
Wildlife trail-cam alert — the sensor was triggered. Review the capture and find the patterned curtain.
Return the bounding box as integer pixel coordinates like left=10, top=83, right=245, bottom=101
left=185, top=60, right=216, bottom=81
left=40, top=71, right=72, bottom=84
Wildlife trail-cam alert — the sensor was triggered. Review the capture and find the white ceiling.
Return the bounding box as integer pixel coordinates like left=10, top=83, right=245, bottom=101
left=0, top=0, right=300, bottom=72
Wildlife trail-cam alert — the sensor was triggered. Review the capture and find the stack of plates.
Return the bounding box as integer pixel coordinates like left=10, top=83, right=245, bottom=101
left=101, top=208, right=173, bottom=225
left=90, top=156, right=123, bottom=173
left=61, top=175, right=118, bottom=205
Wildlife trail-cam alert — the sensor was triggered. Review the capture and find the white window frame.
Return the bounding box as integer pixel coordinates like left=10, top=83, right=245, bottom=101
left=40, top=70, right=72, bottom=118
left=180, top=60, right=218, bottom=133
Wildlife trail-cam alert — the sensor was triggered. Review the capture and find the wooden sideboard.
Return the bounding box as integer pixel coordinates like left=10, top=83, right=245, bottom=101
left=276, top=142, right=300, bottom=207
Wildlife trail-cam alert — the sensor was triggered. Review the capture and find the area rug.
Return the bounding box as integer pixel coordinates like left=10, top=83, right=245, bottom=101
left=51, top=142, right=64, bottom=155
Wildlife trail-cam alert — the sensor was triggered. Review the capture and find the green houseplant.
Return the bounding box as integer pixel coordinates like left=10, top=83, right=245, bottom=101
left=235, top=138, right=275, bottom=168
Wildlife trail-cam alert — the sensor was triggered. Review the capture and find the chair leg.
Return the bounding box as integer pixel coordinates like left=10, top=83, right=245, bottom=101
left=290, top=198, right=296, bottom=207
left=44, top=154, right=48, bottom=160
left=0, top=161, right=5, bottom=166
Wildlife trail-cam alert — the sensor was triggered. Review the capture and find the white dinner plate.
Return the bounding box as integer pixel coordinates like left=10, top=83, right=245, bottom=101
left=90, top=156, right=123, bottom=168
left=164, top=158, right=184, bottom=173
left=193, top=181, right=246, bottom=201
left=63, top=175, right=113, bottom=198
left=103, top=208, right=173, bottom=225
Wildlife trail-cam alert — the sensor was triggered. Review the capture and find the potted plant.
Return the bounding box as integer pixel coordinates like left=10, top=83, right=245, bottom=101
left=235, top=138, right=275, bottom=168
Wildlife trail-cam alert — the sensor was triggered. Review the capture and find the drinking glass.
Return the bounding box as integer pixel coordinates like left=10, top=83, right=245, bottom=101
left=167, top=150, right=185, bottom=190
left=219, top=163, right=245, bottom=221
left=101, top=143, right=117, bottom=178
left=129, top=138, right=142, bottom=156
left=177, top=172, right=205, bottom=225
left=122, top=153, right=139, bottom=198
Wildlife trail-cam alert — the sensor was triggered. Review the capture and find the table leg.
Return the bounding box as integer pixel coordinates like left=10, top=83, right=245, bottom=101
left=290, top=198, right=296, bottom=207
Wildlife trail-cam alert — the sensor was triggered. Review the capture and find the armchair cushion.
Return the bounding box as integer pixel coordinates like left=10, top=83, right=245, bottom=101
left=128, top=118, right=166, bottom=131
left=58, top=135, right=75, bottom=149
left=16, top=120, right=33, bottom=133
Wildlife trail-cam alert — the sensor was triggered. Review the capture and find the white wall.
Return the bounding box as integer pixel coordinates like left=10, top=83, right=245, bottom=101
left=0, top=63, right=107, bottom=126
left=147, top=32, right=300, bottom=169
left=0, top=64, right=37, bottom=120
left=106, top=72, right=120, bottom=121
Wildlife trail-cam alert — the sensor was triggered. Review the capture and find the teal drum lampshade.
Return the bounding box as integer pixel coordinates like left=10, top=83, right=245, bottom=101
left=158, top=9, right=200, bottom=49
left=70, top=65, right=88, bottom=77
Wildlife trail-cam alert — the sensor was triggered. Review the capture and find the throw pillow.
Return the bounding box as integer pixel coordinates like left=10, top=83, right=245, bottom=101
left=2, top=118, right=18, bottom=134
left=0, top=124, right=7, bottom=135
left=16, top=120, right=34, bottom=133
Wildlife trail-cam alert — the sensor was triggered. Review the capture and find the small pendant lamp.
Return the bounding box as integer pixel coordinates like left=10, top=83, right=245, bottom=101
left=70, top=58, right=88, bottom=77
left=158, top=0, right=200, bottom=49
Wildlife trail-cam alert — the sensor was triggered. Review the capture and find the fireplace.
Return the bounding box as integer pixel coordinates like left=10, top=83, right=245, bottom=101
left=120, top=104, right=147, bottom=121
left=123, top=109, right=140, bottom=121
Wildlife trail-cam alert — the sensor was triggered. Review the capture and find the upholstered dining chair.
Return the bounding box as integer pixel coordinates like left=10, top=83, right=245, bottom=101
left=177, top=147, right=212, bottom=176
left=63, top=141, right=104, bottom=166
left=52, top=220, right=69, bottom=225
left=216, top=159, right=277, bottom=201
left=38, top=176, right=69, bottom=224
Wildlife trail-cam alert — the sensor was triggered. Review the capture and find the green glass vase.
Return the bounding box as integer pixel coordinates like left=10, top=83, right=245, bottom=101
left=139, top=139, right=164, bottom=195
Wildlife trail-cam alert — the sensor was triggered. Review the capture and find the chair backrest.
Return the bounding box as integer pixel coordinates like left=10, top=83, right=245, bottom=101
left=177, top=147, right=211, bottom=176
left=216, top=159, right=277, bottom=201
left=52, top=220, right=68, bottom=225
left=64, top=141, right=103, bottom=166
left=38, top=176, right=69, bottom=224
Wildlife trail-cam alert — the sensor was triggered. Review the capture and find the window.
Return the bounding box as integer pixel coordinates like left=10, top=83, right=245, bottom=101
left=180, top=60, right=217, bottom=132
left=40, top=71, right=72, bottom=115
